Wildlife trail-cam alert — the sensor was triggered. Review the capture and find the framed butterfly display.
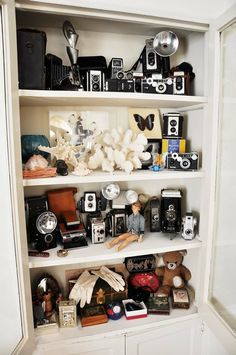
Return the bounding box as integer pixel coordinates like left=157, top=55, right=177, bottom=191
left=128, top=108, right=162, bottom=139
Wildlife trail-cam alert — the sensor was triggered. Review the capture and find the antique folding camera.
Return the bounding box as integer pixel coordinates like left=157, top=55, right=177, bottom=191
left=182, top=212, right=198, bottom=240
left=85, top=70, right=105, bottom=91
left=141, top=75, right=173, bottom=94
left=162, top=112, right=184, bottom=138
left=106, top=209, right=127, bottom=237
left=25, top=195, right=58, bottom=251
left=149, top=197, right=161, bottom=232
left=173, top=71, right=185, bottom=95
left=160, top=189, right=182, bottom=234
left=45, top=53, right=81, bottom=90
left=105, top=79, right=135, bottom=92
left=78, top=192, right=107, bottom=213
left=166, top=152, right=199, bottom=171
left=86, top=216, right=106, bottom=244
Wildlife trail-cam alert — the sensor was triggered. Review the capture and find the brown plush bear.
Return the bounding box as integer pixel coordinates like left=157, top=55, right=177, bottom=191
left=156, top=250, right=191, bottom=296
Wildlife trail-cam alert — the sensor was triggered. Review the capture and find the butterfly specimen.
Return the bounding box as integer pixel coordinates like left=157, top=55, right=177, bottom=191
left=133, top=113, right=154, bottom=131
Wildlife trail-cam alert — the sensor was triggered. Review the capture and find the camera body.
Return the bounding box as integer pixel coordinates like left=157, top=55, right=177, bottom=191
left=142, top=38, right=162, bottom=75
left=161, top=189, right=182, bottom=234
left=162, top=112, right=184, bottom=138
left=105, top=79, right=135, bottom=92
left=87, top=215, right=106, bottom=244
left=149, top=197, right=161, bottom=232
left=107, top=58, right=124, bottom=79
left=141, top=76, right=173, bottom=94
left=25, top=195, right=58, bottom=251
left=166, top=152, right=199, bottom=171
left=85, top=70, right=105, bottom=91
left=106, top=209, right=128, bottom=237
left=60, top=221, right=88, bottom=249
left=182, top=213, right=197, bottom=240
left=78, top=192, right=107, bottom=213
left=173, top=71, right=185, bottom=95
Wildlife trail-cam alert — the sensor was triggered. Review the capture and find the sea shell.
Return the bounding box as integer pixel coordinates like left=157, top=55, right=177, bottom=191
left=24, top=154, right=48, bottom=170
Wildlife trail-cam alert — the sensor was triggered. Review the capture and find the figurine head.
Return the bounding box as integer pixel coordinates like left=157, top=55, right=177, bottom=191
left=131, top=201, right=141, bottom=214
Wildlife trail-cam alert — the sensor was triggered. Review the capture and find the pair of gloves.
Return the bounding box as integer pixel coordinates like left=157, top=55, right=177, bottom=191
left=69, top=266, right=125, bottom=308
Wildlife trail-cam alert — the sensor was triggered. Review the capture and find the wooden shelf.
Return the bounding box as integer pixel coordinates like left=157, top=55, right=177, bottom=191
left=19, top=90, right=207, bottom=109
left=23, top=170, right=205, bottom=187
left=28, top=233, right=202, bottom=268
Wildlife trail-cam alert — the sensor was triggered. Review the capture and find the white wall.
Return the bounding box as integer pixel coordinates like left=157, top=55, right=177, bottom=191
left=29, top=0, right=235, bottom=22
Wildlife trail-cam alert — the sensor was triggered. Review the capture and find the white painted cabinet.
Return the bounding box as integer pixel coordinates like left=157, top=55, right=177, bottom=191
left=126, top=319, right=202, bottom=355
left=1, top=0, right=236, bottom=354
left=33, top=335, right=125, bottom=355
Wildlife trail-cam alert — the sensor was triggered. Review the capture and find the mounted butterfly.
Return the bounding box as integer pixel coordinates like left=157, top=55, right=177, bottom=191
left=128, top=108, right=162, bottom=139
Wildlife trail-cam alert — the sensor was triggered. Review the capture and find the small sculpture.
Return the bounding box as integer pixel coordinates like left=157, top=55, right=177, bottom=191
left=24, top=154, right=48, bottom=170
left=106, top=201, right=145, bottom=251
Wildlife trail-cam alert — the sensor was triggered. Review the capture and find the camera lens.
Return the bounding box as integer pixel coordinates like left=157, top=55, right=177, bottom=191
left=92, top=83, right=99, bottom=91
left=44, top=234, right=53, bottom=243
left=185, top=229, right=192, bottom=235
left=92, top=75, right=99, bottom=82
left=180, top=158, right=191, bottom=169
left=156, top=82, right=166, bottom=93
left=153, top=214, right=159, bottom=221
left=170, top=127, right=176, bottom=133
left=99, top=229, right=104, bottom=234
left=170, top=119, right=177, bottom=126
left=88, top=203, right=93, bottom=208
left=88, top=195, right=93, bottom=201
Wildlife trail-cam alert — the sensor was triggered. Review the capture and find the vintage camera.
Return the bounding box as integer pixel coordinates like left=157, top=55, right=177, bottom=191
left=160, top=189, right=182, bottom=234
left=182, top=213, right=197, bottom=240
left=142, top=38, right=162, bottom=75
left=59, top=220, right=88, bottom=249
left=85, top=70, right=105, bottom=91
left=149, top=197, right=161, bottom=232
left=78, top=192, right=107, bottom=213
left=86, top=215, right=106, bottom=244
left=162, top=112, right=184, bottom=138
left=105, top=79, right=135, bottom=92
left=25, top=196, right=58, bottom=251
left=107, top=58, right=123, bottom=79
left=106, top=209, right=128, bottom=237
left=141, top=75, right=173, bottom=94
left=173, top=71, right=185, bottom=95
left=166, top=152, right=199, bottom=171
left=45, top=53, right=81, bottom=90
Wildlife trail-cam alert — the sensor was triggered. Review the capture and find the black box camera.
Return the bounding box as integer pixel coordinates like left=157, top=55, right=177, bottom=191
left=78, top=192, right=107, bottom=213
left=160, top=189, right=182, bottom=234
left=162, top=112, right=184, bottom=138
left=149, top=197, right=161, bottom=232
left=106, top=209, right=128, bottom=237
left=25, top=195, right=58, bottom=251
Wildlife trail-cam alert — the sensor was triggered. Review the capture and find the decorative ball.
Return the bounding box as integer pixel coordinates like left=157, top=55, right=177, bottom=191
left=106, top=302, right=123, bottom=320
left=21, top=135, right=50, bottom=163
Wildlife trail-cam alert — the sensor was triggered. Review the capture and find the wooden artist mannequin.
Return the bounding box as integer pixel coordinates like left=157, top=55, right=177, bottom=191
left=106, top=201, right=145, bottom=252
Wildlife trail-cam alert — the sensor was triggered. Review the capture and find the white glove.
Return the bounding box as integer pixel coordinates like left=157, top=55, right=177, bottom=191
left=91, top=266, right=125, bottom=292
left=69, top=270, right=98, bottom=308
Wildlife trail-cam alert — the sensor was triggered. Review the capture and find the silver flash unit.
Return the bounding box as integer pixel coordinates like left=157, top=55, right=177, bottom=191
left=181, top=212, right=197, bottom=240
left=91, top=217, right=106, bottom=244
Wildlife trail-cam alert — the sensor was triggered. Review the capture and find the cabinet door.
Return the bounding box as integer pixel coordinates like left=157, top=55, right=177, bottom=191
left=126, top=319, right=202, bottom=355
left=201, top=4, right=236, bottom=355
left=33, top=336, right=125, bottom=355
left=0, top=1, right=34, bottom=354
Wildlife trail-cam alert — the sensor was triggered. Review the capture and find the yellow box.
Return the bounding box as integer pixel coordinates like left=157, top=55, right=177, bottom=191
left=162, top=139, right=186, bottom=154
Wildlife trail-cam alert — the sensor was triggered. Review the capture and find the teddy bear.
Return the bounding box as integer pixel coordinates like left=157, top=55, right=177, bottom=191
left=156, top=250, right=191, bottom=296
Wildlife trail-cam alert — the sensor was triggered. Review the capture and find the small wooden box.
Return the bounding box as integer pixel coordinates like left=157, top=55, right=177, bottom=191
left=59, top=300, right=77, bottom=328
left=80, top=305, right=108, bottom=327
left=171, top=288, right=190, bottom=309
left=148, top=295, right=170, bottom=315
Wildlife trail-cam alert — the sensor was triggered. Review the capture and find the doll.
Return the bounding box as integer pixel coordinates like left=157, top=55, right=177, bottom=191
left=106, top=201, right=145, bottom=252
